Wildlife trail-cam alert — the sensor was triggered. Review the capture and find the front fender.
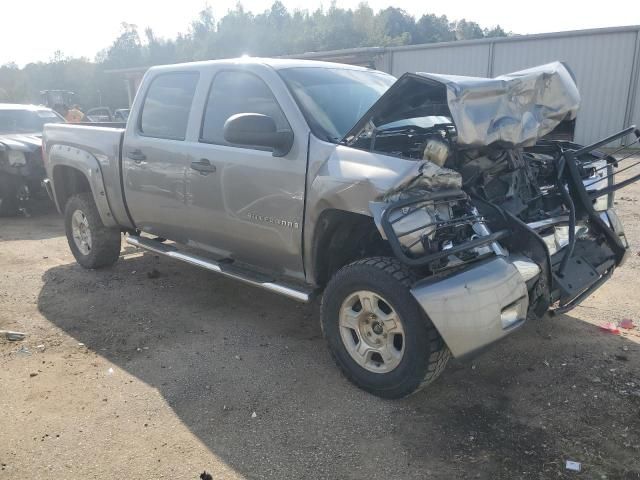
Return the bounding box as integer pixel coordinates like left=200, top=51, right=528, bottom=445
left=303, top=138, right=419, bottom=284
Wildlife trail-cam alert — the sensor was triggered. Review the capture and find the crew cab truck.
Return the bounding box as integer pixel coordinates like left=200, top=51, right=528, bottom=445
left=43, top=58, right=635, bottom=398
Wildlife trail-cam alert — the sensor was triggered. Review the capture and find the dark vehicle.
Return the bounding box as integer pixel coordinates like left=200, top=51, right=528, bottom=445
left=113, top=109, right=130, bottom=122
left=0, top=104, right=65, bottom=215
left=85, top=107, right=112, bottom=122
left=84, top=107, right=130, bottom=124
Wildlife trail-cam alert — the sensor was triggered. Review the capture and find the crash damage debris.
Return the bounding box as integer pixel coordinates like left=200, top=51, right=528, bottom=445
left=565, top=460, right=582, bottom=472
left=17, top=345, right=31, bottom=356
left=0, top=330, right=26, bottom=341
left=381, top=160, right=462, bottom=202
left=600, top=319, right=636, bottom=334
left=619, top=318, right=635, bottom=329
left=600, top=322, right=621, bottom=334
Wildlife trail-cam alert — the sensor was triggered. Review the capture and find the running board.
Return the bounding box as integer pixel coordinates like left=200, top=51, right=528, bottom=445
left=126, top=235, right=312, bottom=303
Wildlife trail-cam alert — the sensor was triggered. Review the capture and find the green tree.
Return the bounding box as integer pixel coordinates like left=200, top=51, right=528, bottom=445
left=101, top=22, right=144, bottom=69
left=415, top=14, right=455, bottom=43
left=453, top=19, right=485, bottom=40
left=145, top=28, right=179, bottom=66
left=485, top=25, right=509, bottom=38
left=0, top=63, right=27, bottom=102
left=0, top=2, right=511, bottom=108
left=378, top=7, right=416, bottom=44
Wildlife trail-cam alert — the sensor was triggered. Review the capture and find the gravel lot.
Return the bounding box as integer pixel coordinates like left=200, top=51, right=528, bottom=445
left=2, top=173, right=640, bottom=479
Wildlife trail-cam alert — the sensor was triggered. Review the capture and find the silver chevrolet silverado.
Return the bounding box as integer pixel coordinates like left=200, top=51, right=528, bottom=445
left=43, top=58, right=636, bottom=398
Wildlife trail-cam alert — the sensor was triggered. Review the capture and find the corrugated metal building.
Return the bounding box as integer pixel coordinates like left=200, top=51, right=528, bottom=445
left=291, top=25, right=640, bottom=145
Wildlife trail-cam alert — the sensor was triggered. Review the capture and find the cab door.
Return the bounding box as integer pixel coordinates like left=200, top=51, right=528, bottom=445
left=122, top=71, right=199, bottom=244
left=185, top=69, right=307, bottom=278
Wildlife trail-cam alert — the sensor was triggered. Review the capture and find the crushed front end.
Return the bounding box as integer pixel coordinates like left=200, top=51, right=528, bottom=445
left=345, top=62, right=638, bottom=357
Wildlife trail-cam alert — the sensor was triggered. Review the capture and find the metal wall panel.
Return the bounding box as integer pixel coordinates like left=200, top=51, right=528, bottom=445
left=629, top=33, right=640, bottom=139
left=389, top=43, right=491, bottom=78
left=375, top=27, right=640, bottom=145
left=492, top=32, right=637, bottom=144
left=632, top=89, right=640, bottom=142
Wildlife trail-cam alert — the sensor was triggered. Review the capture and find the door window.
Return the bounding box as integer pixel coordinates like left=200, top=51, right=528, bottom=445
left=139, top=72, right=199, bottom=140
left=200, top=71, right=289, bottom=146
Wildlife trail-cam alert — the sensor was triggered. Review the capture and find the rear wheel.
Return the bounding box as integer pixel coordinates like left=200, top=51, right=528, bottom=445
left=64, top=193, right=121, bottom=268
left=321, top=257, right=450, bottom=399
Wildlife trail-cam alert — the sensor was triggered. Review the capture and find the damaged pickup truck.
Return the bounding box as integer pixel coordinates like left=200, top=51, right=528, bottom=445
left=43, top=59, right=637, bottom=398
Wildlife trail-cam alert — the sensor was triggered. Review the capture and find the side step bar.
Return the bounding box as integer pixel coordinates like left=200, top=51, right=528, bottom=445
left=126, top=235, right=312, bottom=303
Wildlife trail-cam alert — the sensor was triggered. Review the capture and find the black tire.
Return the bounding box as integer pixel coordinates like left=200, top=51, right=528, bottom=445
left=0, top=173, right=20, bottom=216
left=64, top=193, right=121, bottom=269
left=321, top=257, right=450, bottom=399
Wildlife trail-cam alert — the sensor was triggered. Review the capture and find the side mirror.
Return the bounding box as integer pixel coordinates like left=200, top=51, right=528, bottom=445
left=223, top=113, right=293, bottom=157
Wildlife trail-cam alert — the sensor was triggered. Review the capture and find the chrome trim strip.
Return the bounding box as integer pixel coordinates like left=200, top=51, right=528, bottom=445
left=126, top=236, right=311, bottom=303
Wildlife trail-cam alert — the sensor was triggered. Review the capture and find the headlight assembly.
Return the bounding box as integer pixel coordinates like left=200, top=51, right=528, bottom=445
left=7, top=150, right=26, bottom=166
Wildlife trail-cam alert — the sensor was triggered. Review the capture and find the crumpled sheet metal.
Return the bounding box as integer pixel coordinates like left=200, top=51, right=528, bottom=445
left=417, top=62, right=580, bottom=147
left=381, top=160, right=462, bottom=202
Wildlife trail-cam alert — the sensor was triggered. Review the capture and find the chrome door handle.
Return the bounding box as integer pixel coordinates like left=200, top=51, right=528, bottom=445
left=190, top=158, right=216, bottom=174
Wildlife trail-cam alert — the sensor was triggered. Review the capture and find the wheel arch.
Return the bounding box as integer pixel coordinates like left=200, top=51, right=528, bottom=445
left=49, top=146, right=117, bottom=227
left=311, top=208, right=391, bottom=287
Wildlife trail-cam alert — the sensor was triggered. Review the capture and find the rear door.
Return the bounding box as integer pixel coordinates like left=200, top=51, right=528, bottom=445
left=122, top=71, right=199, bottom=243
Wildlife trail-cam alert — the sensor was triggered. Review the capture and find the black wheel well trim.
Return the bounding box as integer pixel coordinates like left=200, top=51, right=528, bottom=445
left=311, top=209, right=391, bottom=286
left=51, top=163, right=116, bottom=227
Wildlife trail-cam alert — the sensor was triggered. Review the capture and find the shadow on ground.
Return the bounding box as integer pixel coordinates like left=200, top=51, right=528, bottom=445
left=37, top=251, right=640, bottom=479
left=0, top=200, right=60, bottom=241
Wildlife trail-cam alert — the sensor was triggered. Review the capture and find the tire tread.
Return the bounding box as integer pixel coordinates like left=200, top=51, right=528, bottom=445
left=64, top=193, right=121, bottom=269
left=321, top=256, right=450, bottom=398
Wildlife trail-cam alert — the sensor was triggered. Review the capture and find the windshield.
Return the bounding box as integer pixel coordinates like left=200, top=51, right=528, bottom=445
left=278, top=67, right=395, bottom=143
left=0, top=109, right=65, bottom=134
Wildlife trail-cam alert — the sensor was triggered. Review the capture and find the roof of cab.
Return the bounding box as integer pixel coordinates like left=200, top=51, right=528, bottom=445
left=146, top=57, right=382, bottom=74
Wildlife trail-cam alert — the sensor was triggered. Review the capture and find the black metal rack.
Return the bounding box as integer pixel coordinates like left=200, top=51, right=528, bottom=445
left=379, top=189, right=508, bottom=267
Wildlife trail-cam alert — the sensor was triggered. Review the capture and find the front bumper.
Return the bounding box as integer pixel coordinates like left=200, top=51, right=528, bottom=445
left=409, top=204, right=630, bottom=359
left=411, top=256, right=529, bottom=358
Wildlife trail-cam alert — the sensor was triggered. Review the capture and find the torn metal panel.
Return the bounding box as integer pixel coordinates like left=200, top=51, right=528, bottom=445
left=423, top=62, right=580, bottom=147
left=380, top=160, right=462, bottom=202
left=368, top=160, right=463, bottom=257
left=343, top=61, right=581, bottom=148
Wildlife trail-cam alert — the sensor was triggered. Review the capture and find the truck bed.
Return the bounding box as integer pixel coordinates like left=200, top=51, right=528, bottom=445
left=43, top=123, right=133, bottom=229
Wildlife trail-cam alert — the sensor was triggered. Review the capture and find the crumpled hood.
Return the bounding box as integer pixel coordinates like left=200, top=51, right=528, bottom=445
left=0, top=133, right=42, bottom=153
left=343, top=61, right=580, bottom=148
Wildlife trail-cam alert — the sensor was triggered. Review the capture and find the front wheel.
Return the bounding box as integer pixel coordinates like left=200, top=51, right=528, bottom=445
left=64, top=193, right=121, bottom=269
left=321, top=257, right=450, bottom=399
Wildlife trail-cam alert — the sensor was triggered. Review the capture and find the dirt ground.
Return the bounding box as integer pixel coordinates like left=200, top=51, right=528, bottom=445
left=2, top=180, right=640, bottom=480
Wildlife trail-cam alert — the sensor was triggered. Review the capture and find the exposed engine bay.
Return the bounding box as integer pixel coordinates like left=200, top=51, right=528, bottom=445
left=349, top=63, right=637, bottom=315
left=365, top=122, right=635, bottom=315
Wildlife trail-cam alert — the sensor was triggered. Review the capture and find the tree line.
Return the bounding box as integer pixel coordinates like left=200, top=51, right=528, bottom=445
left=0, top=2, right=509, bottom=109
